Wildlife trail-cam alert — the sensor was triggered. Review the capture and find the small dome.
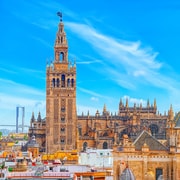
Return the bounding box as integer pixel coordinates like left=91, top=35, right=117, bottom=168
left=120, top=167, right=135, bottom=180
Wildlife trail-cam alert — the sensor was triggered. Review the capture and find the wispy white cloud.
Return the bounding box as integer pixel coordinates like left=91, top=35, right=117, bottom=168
left=0, top=78, right=44, bottom=97
left=32, top=36, right=53, bottom=49
left=0, top=92, right=46, bottom=125
left=0, top=78, right=45, bottom=125
left=78, top=87, right=104, bottom=98
left=0, top=67, right=17, bottom=74
left=91, top=97, right=99, bottom=102
left=66, top=22, right=180, bottom=94
left=77, top=59, right=102, bottom=64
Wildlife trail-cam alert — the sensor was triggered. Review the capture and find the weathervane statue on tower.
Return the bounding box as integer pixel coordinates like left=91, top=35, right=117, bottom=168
left=57, top=12, right=62, bottom=22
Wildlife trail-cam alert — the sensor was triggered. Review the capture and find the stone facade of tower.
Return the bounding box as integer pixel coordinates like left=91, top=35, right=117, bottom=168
left=45, top=20, right=77, bottom=153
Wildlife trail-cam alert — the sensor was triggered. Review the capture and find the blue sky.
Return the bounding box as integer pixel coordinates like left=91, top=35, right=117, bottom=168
left=0, top=0, right=180, bottom=129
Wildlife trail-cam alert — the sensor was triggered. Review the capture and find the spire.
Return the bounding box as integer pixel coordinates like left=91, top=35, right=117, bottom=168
left=31, top=112, right=35, bottom=122
left=140, top=102, right=142, bottom=109
left=154, top=98, right=157, bottom=109
left=168, top=104, right=174, bottom=121
left=147, top=99, right=150, bottom=108
left=119, top=98, right=123, bottom=107
left=125, top=98, right=128, bottom=108
left=103, top=104, right=107, bottom=113
left=37, top=112, right=42, bottom=122
left=54, top=12, right=68, bottom=63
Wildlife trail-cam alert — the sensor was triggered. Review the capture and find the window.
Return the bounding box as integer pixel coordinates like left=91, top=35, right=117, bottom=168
left=149, top=124, right=159, bottom=136
left=60, top=52, right=64, bottom=62
left=71, top=79, right=74, bottom=87
left=156, top=168, right=163, bottom=180
left=61, top=74, right=65, bottom=87
left=60, top=138, right=65, bottom=144
left=103, top=142, right=108, bottom=149
left=83, top=142, right=88, bottom=151
left=61, top=127, right=65, bottom=133
left=61, top=117, right=65, bottom=122
left=67, top=79, right=70, bottom=87
left=61, top=107, right=65, bottom=112
left=56, top=78, right=60, bottom=87
left=52, top=78, right=56, bottom=88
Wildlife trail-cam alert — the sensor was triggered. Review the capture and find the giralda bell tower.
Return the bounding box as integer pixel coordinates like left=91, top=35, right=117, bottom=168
left=46, top=13, right=77, bottom=153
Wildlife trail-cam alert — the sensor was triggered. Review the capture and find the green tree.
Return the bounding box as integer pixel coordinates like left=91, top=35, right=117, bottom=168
left=24, top=134, right=28, bottom=140
left=0, top=132, right=2, bottom=139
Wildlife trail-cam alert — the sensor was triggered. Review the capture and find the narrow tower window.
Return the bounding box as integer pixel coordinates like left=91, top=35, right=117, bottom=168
left=71, top=79, right=74, bottom=87
left=67, top=79, right=70, bottom=87
left=60, top=52, right=64, bottom=62
left=61, top=117, right=65, bottom=122
left=61, top=74, right=65, bottom=87
left=52, top=78, right=56, bottom=88
left=83, top=142, right=88, bottom=151
left=61, top=127, right=65, bottom=133
left=60, top=138, right=65, bottom=144
left=57, top=78, right=60, bottom=87
left=61, top=37, right=63, bottom=43
left=103, top=142, right=108, bottom=149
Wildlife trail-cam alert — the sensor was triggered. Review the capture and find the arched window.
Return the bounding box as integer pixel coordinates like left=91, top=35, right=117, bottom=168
left=149, top=124, right=159, bottom=136
left=61, top=37, right=63, bottom=43
left=61, top=117, right=65, bottom=123
left=52, top=78, right=56, bottom=88
left=71, top=79, right=74, bottom=87
left=60, top=52, right=64, bottom=62
left=103, top=142, right=108, bottom=149
left=67, top=79, right=71, bottom=87
left=60, top=127, right=65, bottom=133
left=83, top=142, right=88, bottom=151
left=57, top=78, right=60, bottom=87
left=156, top=168, right=163, bottom=180
left=60, top=138, right=65, bottom=144
left=61, top=74, right=65, bottom=87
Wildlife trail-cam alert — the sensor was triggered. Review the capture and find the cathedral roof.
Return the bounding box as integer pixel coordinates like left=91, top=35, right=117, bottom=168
left=133, top=130, right=168, bottom=151
left=175, top=111, right=180, bottom=128
left=119, top=167, right=135, bottom=180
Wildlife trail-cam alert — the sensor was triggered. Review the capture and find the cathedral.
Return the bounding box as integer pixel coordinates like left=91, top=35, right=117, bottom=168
left=28, top=14, right=180, bottom=179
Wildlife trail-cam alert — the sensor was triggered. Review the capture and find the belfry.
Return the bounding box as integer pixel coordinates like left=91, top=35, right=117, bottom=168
left=46, top=13, right=77, bottom=153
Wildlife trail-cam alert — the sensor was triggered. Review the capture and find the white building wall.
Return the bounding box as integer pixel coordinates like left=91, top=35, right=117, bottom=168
left=79, top=149, right=113, bottom=168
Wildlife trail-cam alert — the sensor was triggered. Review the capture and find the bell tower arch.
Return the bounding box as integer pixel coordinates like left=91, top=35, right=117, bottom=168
left=46, top=12, right=77, bottom=153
